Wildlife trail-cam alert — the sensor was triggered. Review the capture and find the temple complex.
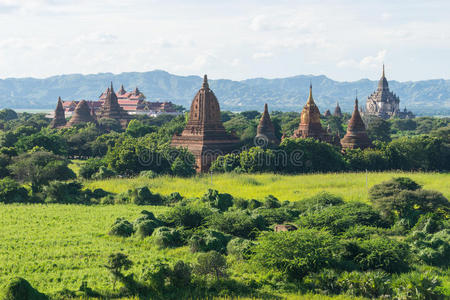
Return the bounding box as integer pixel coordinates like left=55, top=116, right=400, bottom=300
left=171, top=75, right=239, bottom=172
left=341, top=97, right=371, bottom=150
left=49, top=97, right=66, bottom=128
left=292, top=84, right=333, bottom=143
left=365, top=65, right=414, bottom=119
left=333, top=102, right=343, bottom=117
left=97, top=83, right=131, bottom=128
left=65, top=100, right=97, bottom=127
left=256, top=103, right=279, bottom=145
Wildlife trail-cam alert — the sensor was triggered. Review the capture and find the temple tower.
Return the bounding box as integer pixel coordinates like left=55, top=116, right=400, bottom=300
left=171, top=75, right=239, bottom=172
left=365, top=65, right=413, bottom=119
left=49, top=97, right=67, bottom=128
left=292, top=84, right=332, bottom=143
left=98, top=83, right=130, bottom=128
left=333, top=102, right=342, bottom=117
left=324, top=109, right=331, bottom=117
left=66, top=100, right=97, bottom=127
left=341, top=97, right=371, bottom=150
left=256, top=103, right=279, bottom=145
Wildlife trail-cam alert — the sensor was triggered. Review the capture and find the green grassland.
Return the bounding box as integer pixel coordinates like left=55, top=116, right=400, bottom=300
left=86, top=172, right=450, bottom=202
left=1, top=172, right=449, bottom=298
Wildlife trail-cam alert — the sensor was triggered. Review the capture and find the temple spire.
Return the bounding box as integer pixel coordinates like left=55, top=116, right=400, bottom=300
left=307, top=83, right=314, bottom=105
left=202, top=74, right=209, bottom=89
left=110, top=82, right=114, bottom=93
left=382, top=64, right=385, bottom=78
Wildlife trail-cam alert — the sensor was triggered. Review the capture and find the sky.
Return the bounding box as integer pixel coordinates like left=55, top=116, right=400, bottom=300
left=0, top=0, right=449, bottom=81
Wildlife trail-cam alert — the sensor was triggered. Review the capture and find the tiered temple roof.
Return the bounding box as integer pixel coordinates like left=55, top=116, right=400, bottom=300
left=256, top=103, right=279, bottom=145
left=49, top=97, right=67, bottom=128
left=292, top=84, right=332, bottom=143
left=365, top=65, right=413, bottom=119
left=98, top=83, right=131, bottom=128
left=66, top=100, right=97, bottom=127
left=341, top=98, right=371, bottom=150
left=171, top=75, right=239, bottom=172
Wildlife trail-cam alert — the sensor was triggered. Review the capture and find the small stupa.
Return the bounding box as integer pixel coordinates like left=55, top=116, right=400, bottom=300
left=66, top=100, right=96, bottom=127
left=333, top=102, right=342, bottom=117
left=256, top=103, right=279, bottom=145
left=341, top=97, right=371, bottom=150
left=49, top=97, right=67, bottom=128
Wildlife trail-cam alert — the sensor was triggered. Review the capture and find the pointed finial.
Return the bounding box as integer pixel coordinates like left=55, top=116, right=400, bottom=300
left=58, top=96, right=62, bottom=102
left=202, top=74, right=209, bottom=89
left=264, top=103, right=269, bottom=113
left=110, top=82, right=114, bottom=93
left=355, top=89, right=358, bottom=100
left=354, top=97, right=359, bottom=110
left=308, top=82, right=313, bottom=103
left=382, top=63, right=385, bottom=77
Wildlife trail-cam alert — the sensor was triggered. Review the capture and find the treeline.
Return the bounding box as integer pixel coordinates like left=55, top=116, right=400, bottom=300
left=2, top=177, right=449, bottom=299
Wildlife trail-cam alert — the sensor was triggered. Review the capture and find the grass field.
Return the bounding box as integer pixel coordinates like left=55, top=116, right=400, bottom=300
left=1, top=172, right=449, bottom=298
left=86, top=172, right=450, bottom=202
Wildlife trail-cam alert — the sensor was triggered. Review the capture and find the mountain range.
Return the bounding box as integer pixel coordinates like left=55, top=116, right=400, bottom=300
left=0, top=70, right=449, bottom=115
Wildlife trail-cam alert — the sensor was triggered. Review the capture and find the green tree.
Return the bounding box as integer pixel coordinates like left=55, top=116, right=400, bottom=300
left=251, top=229, right=338, bottom=280
left=193, top=251, right=227, bottom=280
left=104, top=253, right=133, bottom=290
left=366, top=117, right=391, bottom=142
left=9, top=151, right=76, bottom=193
left=126, top=119, right=154, bottom=138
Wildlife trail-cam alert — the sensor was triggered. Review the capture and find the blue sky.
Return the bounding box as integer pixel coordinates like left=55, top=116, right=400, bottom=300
left=0, top=0, right=448, bottom=81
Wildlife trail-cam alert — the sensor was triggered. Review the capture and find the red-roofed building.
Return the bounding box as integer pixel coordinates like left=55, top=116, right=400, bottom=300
left=59, top=84, right=180, bottom=117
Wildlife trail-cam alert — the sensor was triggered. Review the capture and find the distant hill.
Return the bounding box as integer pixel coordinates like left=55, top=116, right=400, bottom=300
left=0, top=70, right=449, bottom=115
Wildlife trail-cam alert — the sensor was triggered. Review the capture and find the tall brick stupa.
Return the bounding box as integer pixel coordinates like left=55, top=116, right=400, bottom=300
left=171, top=75, right=239, bottom=172
left=49, top=97, right=67, bottom=128
left=341, top=97, right=371, bottom=150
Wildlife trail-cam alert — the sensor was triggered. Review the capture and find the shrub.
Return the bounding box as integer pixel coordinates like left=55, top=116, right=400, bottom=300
left=340, top=225, right=386, bottom=240
left=253, top=207, right=300, bottom=226
left=43, top=181, right=85, bottom=204
left=263, top=195, right=281, bottom=208
left=251, top=229, right=338, bottom=280
left=188, top=230, right=231, bottom=254
left=342, top=237, right=410, bottom=273
left=79, top=158, right=105, bottom=179
left=92, top=166, right=116, bottom=180
left=2, top=277, right=47, bottom=300
left=202, top=189, right=233, bottom=211
left=297, top=202, right=386, bottom=234
left=135, top=220, right=160, bottom=239
left=109, top=218, right=134, bottom=237
left=193, top=251, right=227, bottom=280
left=370, top=178, right=450, bottom=226
left=292, top=192, right=344, bottom=213
left=226, top=238, right=254, bottom=260
left=408, top=229, right=450, bottom=266
left=169, top=261, right=192, bottom=289
left=139, top=170, right=158, bottom=179
left=248, top=199, right=262, bottom=210
left=207, top=210, right=266, bottom=239
left=392, top=271, right=445, bottom=300
left=302, top=269, right=341, bottom=295
left=131, top=186, right=163, bottom=205
left=336, top=271, right=392, bottom=298
left=165, top=192, right=183, bottom=204
left=161, top=205, right=212, bottom=229
left=233, top=198, right=248, bottom=210
left=152, top=227, right=183, bottom=248
left=0, top=177, right=29, bottom=203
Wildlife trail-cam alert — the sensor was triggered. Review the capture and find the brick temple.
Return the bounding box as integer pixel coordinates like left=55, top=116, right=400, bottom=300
left=97, top=83, right=131, bottom=128
left=292, top=84, right=333, bottom=143
left=341, top=97, right=371, bottom=150
left=256, top=103, right=279, bottom=145
left=171, top=75, right=239, bottom=172
left=49, top=97, right=67, bottom=129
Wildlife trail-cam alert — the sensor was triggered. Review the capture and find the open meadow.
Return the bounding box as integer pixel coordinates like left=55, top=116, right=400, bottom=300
left=86, top=171, right=450, bottom=203
left=0, top=171, right=449, bottom=298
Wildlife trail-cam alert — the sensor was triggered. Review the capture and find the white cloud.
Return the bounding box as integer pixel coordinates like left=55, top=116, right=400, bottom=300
left=337, top=50, right=387, bottom=69
left=252, top=52, right=273, bottom=59
left=381, top=12, right=392, bottom=20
